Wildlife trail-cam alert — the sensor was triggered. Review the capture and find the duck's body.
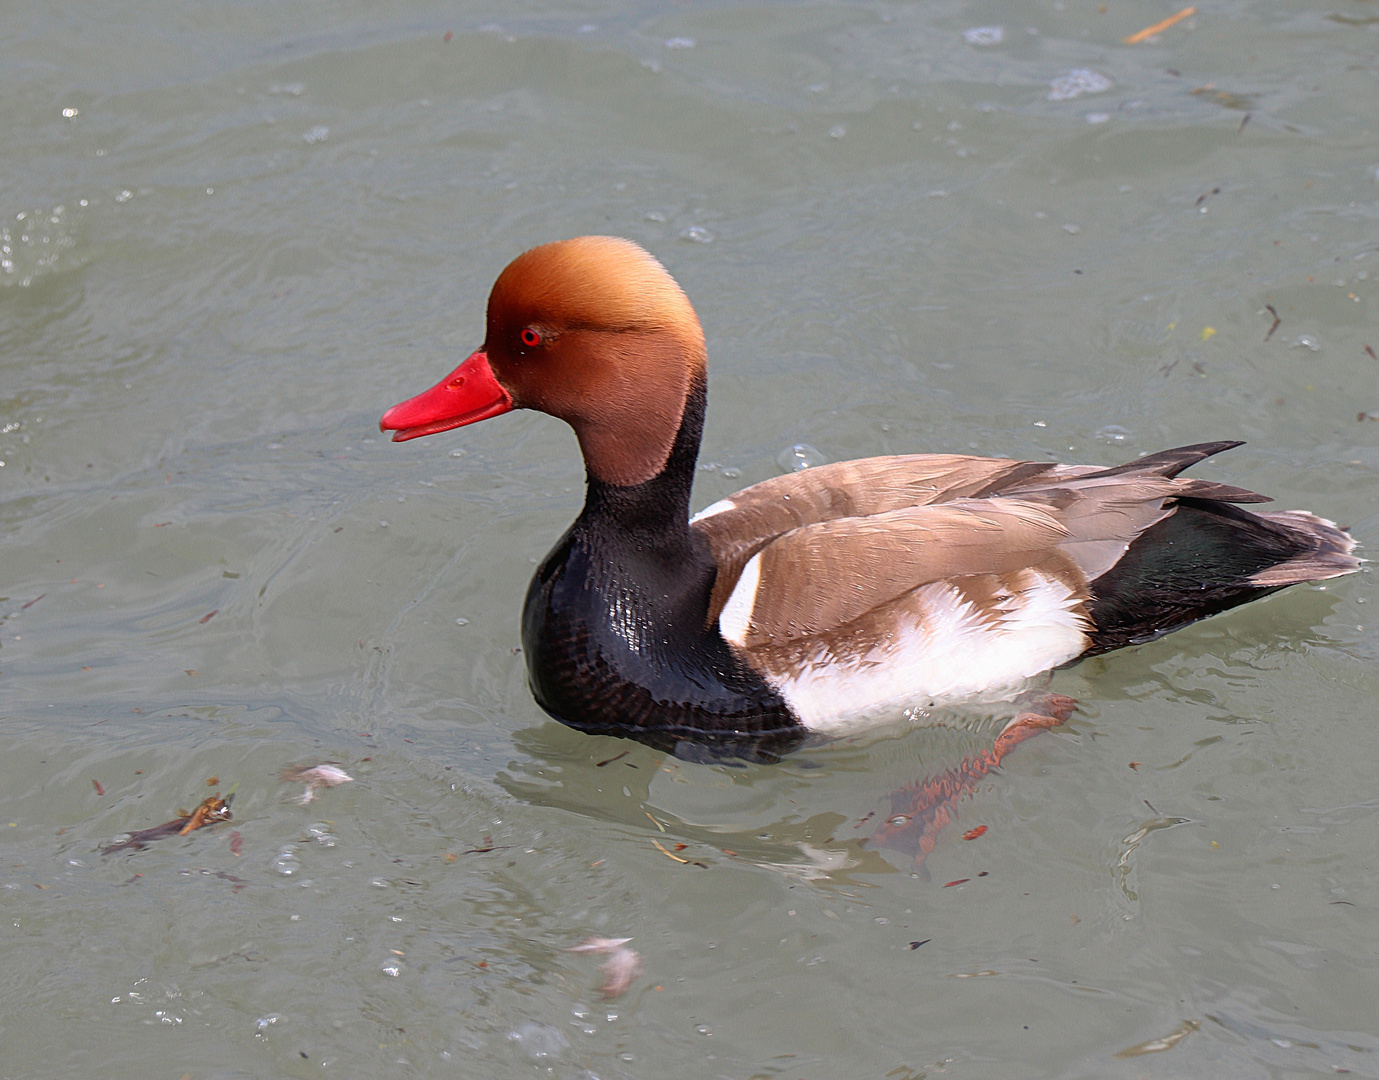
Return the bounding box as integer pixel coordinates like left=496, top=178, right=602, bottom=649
left=382, top=237, right=1358, bottom=757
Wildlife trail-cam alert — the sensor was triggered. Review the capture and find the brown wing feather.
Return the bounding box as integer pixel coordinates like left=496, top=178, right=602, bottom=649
left=695, top=444, right=1289, bottom=643
left=692, top=454, right=1059, bottom=622
left=725, top=500, right=1086, bottom=650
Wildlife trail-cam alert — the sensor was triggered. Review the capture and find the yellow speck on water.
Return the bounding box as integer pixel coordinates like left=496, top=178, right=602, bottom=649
left=1211, top=840, right=1220, bottom=848
left=1200, top=326, right=1216, bottom=341
left=1166, top=322, right=1177, bottom=332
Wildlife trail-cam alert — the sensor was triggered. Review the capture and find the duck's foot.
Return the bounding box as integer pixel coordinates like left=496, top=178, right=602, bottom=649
left=869, top=696, right=1077, bottom=864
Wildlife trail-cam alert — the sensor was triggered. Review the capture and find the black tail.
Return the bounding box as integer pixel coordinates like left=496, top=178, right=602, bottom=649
left=1083, top=446, right=1358, bottom=654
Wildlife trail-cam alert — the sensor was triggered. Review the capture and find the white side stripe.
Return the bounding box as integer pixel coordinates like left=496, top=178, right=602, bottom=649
left=718, top=552, right=761, bottom=647
left=690, top=498, right=736, bottom=523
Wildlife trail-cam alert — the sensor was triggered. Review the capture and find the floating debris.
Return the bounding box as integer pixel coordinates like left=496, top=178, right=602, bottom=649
left=102, top=794, right=234, bottom=854
left=1123, top=6, right=1195, bottom=45
left=1114, top=1019, right=1200, bottom=1058
left=281, top=763, right=354, bottom=805
left=566, top=937, right=643, bottom=999
left=1263, top=304, right=1281, bottom=342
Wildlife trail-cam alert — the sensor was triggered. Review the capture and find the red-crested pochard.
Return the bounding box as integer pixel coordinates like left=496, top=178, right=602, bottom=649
left=381, top=236, right=1358, bottom=759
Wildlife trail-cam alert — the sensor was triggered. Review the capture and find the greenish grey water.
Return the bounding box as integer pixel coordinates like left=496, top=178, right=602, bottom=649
left=3, top=1, right=1378, bottom=1076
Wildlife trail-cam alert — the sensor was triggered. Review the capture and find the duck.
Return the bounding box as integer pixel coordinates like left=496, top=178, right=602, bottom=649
left=381, top=236, right=1359, bottom=760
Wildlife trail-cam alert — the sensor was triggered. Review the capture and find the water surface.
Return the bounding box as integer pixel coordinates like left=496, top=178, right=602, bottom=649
left=3, top=1, right=1378, bottom=1076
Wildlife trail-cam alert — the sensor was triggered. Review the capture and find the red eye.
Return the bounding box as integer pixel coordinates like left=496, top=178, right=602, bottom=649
left=519, top=328, right=542, bottom=348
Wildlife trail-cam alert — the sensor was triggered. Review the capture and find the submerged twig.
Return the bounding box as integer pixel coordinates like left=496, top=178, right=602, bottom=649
left=102, top=794, right=234, bottom=854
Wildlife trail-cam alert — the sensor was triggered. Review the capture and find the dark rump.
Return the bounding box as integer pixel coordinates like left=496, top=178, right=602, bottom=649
left=1084, top=496, right=1355, bottom=655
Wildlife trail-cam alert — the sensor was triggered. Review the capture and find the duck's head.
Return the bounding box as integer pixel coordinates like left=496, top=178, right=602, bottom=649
left=380, top=236, right=707, bottom=487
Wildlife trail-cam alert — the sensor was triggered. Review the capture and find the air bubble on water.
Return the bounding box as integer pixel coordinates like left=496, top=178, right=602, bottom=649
left=369, top=877, right=390, bottom=888
left=963, top=26, right=1004, bottom=45
left=115, top=190, right=133, bottom=203
left=644, top=211, right=666, bottom=222
left=306, top=823, right=337, bottom=846
left=665, top=37, right=695, bottom=49
left=829, top=125, right=846, bottom=139
left=62, top=107, right=79, bottom=118
left=303, top=126, right=329, bottom=144
left=381, top=960, right=403, bottom=977
left=455, top=617, right=469, bottom=625
left=271, top=850, right=300, bottom=875
left=254, top=1013, right=283, bottom=1036
left=1086, top=113, right=1110, bottom=124
left=269, top=83, right=305, bottom=96
left=1095, top=425, right=1130, bottom=444
left=679, top=226, right=714, bottom=243
left=1048, top=69, right=1112, bottom=102
left=777, top=444, right=826, bottom=472
left=1290, top=334, right=1320, bottom=351
left=1063, top=223, right=1082, bottom=234
left=508, top=1021, right=568, bottom=1060
left=720, top=466, right=742, bottom=479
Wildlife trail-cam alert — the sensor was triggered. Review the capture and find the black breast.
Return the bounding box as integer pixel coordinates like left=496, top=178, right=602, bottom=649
left=520, top=496, right=802, bottom=762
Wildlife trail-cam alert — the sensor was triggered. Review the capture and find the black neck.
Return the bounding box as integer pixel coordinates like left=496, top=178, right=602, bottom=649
left=521, top=371, right=801, bottom=760
left=579, top=369, right=706, bottom=550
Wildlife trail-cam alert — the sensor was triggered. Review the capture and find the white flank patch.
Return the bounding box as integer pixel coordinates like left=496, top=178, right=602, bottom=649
left=717, top=552, right=761, bottom=647
left=689, top=497, right=735, bottom=523
left=768, top=573, right=1089, bottom=731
